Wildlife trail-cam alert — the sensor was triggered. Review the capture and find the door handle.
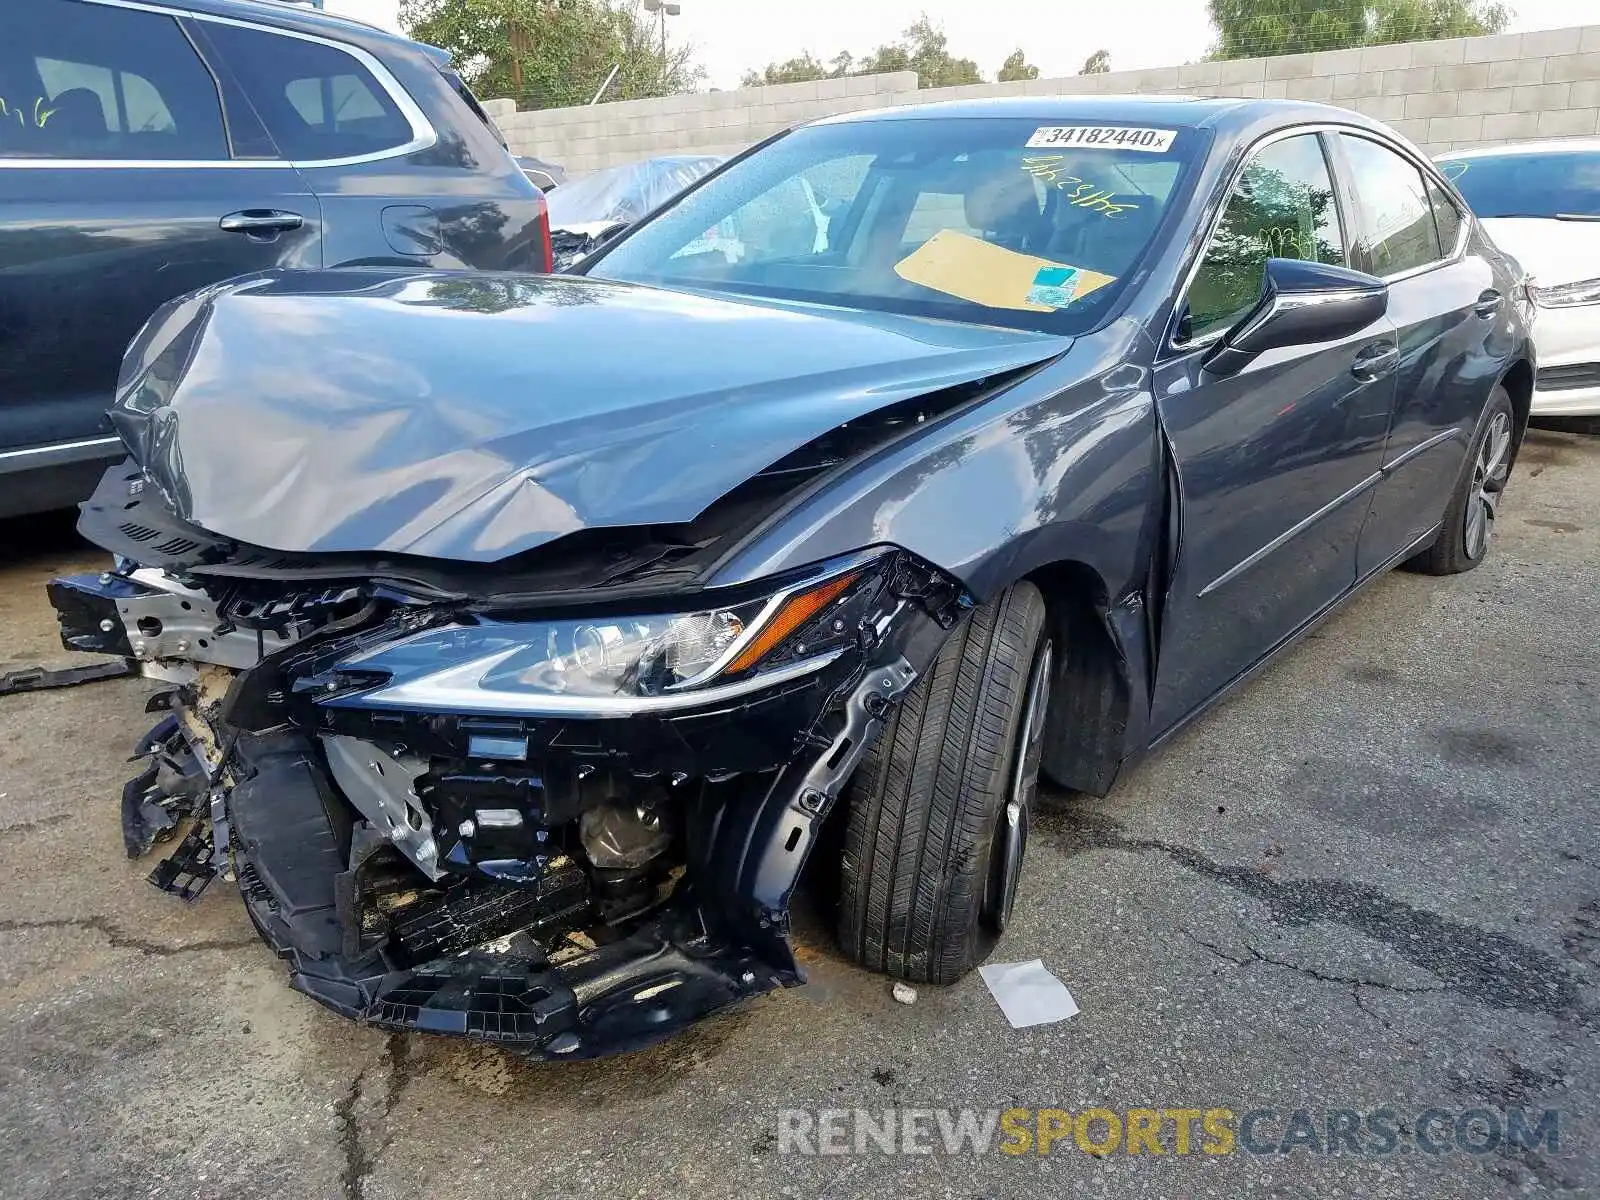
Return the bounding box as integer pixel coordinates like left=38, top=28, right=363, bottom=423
left=1474, top=289, right=1501, bottom=318
left=1350, top=342, right=1399, bottom=381
left=219, top=209, right=304, bottom=236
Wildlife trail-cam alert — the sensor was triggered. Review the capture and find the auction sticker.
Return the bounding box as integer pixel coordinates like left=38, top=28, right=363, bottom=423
left=1026, top=266, right=1081, bottom=308
left=1026, top=126, right=1177, bottom=152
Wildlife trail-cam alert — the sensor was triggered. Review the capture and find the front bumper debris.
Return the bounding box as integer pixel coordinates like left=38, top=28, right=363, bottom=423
left=53, top=549, right=958, bottom=1058
left=0, top=660, right=136, bottom=697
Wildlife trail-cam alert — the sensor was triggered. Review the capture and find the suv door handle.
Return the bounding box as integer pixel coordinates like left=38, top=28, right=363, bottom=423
left=1350, top=342, right=1399, bottom=381
left=1474, top=289, right=1502, bottom=318
left=219, top=209, right=304, bottom=236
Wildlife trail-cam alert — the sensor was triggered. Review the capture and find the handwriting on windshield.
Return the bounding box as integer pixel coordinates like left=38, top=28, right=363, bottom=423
left=1021, top=156, right=1138, bottom=218
left=0, top=96, right=60, bottom=128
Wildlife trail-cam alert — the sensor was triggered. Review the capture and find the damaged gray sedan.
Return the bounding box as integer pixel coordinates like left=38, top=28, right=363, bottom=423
left=48, top=96, right=1533, bottom=1057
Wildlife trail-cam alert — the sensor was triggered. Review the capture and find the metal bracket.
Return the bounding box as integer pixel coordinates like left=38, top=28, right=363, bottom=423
left=711, top=655, right=921, bottom=961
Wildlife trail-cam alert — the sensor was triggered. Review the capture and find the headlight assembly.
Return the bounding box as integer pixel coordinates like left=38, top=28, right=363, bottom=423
left=328, top=552, right=886, bottom=715
left=1532, top=276, right=1600, bottom=308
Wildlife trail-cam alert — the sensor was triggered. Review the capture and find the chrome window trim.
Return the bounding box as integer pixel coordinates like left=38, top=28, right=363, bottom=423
left=1167, top=121, right=1467, bottom=355
left=0, top=0, right=436, bottom=170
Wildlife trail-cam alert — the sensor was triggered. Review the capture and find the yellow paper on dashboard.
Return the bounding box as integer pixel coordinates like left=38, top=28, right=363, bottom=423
left=894, top=229, right=1117, bottom=313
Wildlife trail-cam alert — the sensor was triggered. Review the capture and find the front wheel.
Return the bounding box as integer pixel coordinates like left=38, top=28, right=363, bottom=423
left=1412, top=386, right=1516, bottom=575
left=837, top=581, right=1051, bottom=984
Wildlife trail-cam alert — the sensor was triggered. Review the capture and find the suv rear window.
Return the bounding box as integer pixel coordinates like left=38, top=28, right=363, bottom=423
left=199, top=22, right=416, bottom=162
left=440, top=65, right=505, bottom=146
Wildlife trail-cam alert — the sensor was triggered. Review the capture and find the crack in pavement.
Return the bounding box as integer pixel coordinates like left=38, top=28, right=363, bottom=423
left=1182, top=928, right=1447, bottom=996
left=0, top=916, right=258, bottom=957
left=0, top=814, right=75, bottom=838
left=335, top=1034, right=418, bottom=1200
left=1036, top=810, right=1594, bottom=1026
left=333, top=1070, right=374, bottom=1200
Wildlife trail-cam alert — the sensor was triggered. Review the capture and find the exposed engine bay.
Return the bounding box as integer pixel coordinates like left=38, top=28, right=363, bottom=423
left=52, top=466, right=969, bottom=1057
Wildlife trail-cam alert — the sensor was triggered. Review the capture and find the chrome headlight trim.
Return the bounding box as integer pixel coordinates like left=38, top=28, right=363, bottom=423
left=347, top=645, right=846, bottom=715
left=329, top=549, right=890, bottom=716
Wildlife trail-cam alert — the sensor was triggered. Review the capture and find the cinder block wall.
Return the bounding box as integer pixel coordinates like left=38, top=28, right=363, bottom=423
left=489, top=72, right=919, bottom=176
left=492, top=24, right=1600, bottom=176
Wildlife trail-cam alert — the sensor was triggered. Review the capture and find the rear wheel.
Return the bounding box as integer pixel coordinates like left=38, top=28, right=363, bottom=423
left=837, top=581, right=1051, bottom=984
left=1413, top=386, right=1515, bottom=575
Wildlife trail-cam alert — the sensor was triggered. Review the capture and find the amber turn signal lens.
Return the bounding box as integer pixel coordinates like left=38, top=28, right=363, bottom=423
left=721, top=571, right=861, bottom=676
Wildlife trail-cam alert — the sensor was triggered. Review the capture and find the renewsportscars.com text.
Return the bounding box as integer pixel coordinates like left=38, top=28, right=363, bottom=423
left=776, top=1106, right=1561, bottom=1158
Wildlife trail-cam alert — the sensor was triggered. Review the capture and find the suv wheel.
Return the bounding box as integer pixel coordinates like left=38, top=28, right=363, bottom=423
left=837, top=581, right=1051, bottom=984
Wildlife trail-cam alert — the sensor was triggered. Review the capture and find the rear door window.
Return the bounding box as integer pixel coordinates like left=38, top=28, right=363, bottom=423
left=1338, top=134, right=1445, bottom=277
left=0, top=0, right=227, bottom=160
left=198, top=22, right=417, bottom=162
left=1424, top=177, right=1464, bottom=253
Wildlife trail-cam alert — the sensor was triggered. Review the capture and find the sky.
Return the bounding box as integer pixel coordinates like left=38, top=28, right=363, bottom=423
left=325, top=0, right=1596, bottom=90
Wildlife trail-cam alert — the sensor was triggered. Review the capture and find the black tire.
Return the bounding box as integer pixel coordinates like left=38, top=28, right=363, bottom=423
left=837, top=581, right=1051, bottom=984
left=1412, top=386, right=1516, bottom=576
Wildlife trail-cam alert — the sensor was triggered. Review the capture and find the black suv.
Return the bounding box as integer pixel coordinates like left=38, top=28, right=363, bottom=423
left=0, top=0, right=551, bottom=518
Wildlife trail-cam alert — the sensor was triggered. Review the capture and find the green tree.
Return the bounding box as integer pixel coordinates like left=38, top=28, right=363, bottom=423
left=864, top=18, right=984, bottom=87
left=997, top=49, right=1040, bottom=82
left=740, top=52, right=844, bottom=87
left=400, top=0, right=705, bottom=110
left=1369, top=0, right=1511, bottom=44
left=1080, top=48, right=1110, bottom=74
left=1207, top=0, right=1508, bottom=59
left=739, top=17, right=985, bottom=91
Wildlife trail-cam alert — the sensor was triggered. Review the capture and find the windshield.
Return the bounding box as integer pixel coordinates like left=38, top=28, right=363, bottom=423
left=1438, top=150, right=1600, bottom=218
left=548, top=156, right=725, bottom=229
left=585, top=117, right=1202, bottom=335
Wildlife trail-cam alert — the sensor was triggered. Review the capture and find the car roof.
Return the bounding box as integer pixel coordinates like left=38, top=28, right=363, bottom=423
left=809, top=94, right=1388, bottom=135
left=136, top=0, right=427, bottom=52
left=1436, top=138, right=1600, bottom=159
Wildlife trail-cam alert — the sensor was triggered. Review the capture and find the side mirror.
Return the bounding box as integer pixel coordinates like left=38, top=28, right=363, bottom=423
left=1202, top=258, right=1388, bottom=378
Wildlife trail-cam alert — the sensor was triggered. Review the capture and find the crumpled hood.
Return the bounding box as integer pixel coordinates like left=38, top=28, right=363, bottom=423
left=114, top=270, right=1065, bottom=562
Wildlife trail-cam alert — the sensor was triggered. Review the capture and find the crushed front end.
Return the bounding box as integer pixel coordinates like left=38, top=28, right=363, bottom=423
left=51, top=467, right=968, bottom=1058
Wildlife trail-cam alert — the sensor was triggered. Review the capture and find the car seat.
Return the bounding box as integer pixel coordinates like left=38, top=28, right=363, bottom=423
left=43, top=88, right=109, bottom=144
left=964, top=173, right=1049, bottom=254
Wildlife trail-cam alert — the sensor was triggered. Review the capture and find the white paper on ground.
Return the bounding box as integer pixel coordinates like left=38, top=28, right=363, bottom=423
left=977, top=959, right=1080, bottom=1028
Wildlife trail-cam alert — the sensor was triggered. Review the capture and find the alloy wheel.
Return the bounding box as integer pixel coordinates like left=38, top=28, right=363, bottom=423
left=985, top=640, right=1053, bottom=933
left=1465, top=410, right=1512, bottom=560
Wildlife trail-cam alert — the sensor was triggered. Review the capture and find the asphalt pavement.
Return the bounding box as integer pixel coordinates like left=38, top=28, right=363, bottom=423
left=1, top=428, right=1596, bottom=1200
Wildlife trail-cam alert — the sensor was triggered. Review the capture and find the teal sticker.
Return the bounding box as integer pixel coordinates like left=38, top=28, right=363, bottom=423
left=1026, top=265, right=1080, bottom=308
